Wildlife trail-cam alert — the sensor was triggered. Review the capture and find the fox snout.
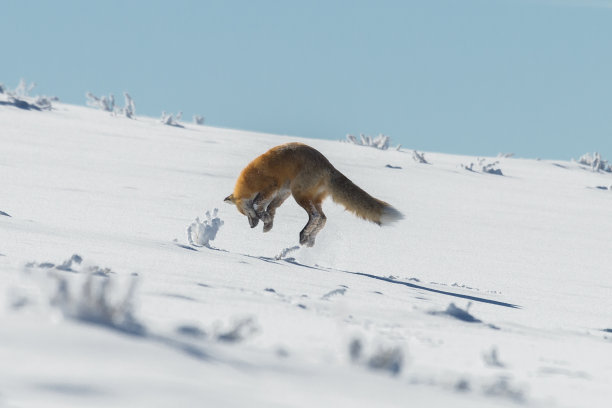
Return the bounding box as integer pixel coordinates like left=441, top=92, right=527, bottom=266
left=225, top=193, right=260, bottom=228
left=248, top=215, right=259, bottom=228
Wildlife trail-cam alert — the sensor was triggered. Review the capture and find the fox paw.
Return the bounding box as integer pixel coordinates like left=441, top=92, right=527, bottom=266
left=263, top=220, right=273, bottom=233
left=261, top=212, right=273, bottom=232
left=299, top=232, right=316, bottom=247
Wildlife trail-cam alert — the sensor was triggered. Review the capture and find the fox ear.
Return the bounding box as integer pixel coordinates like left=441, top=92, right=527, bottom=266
left=224, top=194, right=234, bottom=204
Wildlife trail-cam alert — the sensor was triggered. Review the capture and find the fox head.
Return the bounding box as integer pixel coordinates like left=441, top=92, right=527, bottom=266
left=224, top=194, right=260, bottom=228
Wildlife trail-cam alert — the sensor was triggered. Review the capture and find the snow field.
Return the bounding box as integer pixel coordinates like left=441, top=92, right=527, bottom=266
left=1, top=102, right=612, bottom=407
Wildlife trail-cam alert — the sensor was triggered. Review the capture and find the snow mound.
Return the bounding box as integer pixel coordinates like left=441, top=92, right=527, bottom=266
left=187, top=209, right=224, bottom=248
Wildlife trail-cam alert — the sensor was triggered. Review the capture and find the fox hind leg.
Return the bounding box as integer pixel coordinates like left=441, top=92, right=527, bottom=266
left=304, top=201, right=326, bottom=247
left=310, top=201, right=326, bottom=243
left=295, top=198, right=326, bottom=247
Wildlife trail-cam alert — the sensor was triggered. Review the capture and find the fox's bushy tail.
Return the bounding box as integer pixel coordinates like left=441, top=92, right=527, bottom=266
left=328, top=170, right=403, bottom=225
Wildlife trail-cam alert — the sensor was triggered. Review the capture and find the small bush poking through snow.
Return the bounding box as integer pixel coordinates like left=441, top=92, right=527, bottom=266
left=187, top=208, right=224, bottom=248
left=368, top=346, right=404, bottom=375
left=161, top=111, right=184, bottom=127
left=123, top=92, right=135, bottom=118
left=345, top=133, right=394, bottom=150
left=430, top=302, right=482, bottom=323
left=193, top=114, right=205, bottom=125
left=482, top=161, right=503, bottom=176
left=462, top=158, right=503, bottom=176
left=412, top=150, right=429, bottom=164
left=42, top=255, right=144, bottom=335
left=484, top=376, right=526, bottom=403
left=86, top=91, right=135, bottom=118
left=86, top=92, right=115, bottom=112
left=1, top=79, right=57, bottom=111
left=576, top=152, right=612, bottom=173
left=483, top=347, right=506, bottom=368
left=215, top=317, right=258, bottom=343
left=349, top=338, right=404, bottom=376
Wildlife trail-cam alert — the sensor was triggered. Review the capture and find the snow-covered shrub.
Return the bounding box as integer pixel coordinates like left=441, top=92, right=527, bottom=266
left=349, top=338, right=404, bottom=375
left=27, top=254, right=145, bottom=335
left=576, top=152, right=612, bottom=173
left=482, top=160, right=503, bottom=176
left=86, top=92, right=115, bottom=112
left=497, top=152, right=514, bottom=158
left=483, top=347, right=505, bottom=368
left=187, top=208, right=223, bottom=248
left=193, top=114, right=205, bottom=125
left=86, top=91, right=136, bottom=118
left=483, top=376, right=526, bottom=403
left=429, top=302, right=482, bottom=323
left=49, top=269, right=143, bottom=335
left=215, top=317, right=258, bottom=343
left=13, top=78, right=35, bottom=97
left=32, top=95, right=54, bottom=110
left=462, top=158, right=503, bottom=176
left=161, top=111, right=183, bottom=127
left=1, top=79, right=56, bottom=111
left=462, top=162, right=475, bottom=172
left=412, top=150, right=428, bottom=164
left=345, top=133, right=393, bottom=150
left=123, top=92, right=135, bottom=118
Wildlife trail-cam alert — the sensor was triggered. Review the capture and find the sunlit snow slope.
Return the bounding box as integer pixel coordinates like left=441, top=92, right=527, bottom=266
left=1, top=101, right=611, bottom=407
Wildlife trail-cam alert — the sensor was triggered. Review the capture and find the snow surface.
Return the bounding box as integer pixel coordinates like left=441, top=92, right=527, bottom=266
left=1, top=101, right=612, bottom=407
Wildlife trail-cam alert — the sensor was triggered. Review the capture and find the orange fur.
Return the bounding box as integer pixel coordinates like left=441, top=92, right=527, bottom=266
left=225, top=143, right=402, bottom=246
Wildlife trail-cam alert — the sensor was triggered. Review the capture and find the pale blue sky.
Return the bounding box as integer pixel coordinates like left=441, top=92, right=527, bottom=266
left=2, top=0, right=611, bottom=160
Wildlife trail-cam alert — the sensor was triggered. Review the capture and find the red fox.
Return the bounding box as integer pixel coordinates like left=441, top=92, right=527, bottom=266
left=224, top=142, right=403, bottom=247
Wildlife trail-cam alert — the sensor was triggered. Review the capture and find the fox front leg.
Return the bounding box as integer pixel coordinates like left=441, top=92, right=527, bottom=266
left=260, top=190, right=291, bottom=233
left=252, top=192, right=276, bottom=232
left=243, top=200, right=260, bottom=228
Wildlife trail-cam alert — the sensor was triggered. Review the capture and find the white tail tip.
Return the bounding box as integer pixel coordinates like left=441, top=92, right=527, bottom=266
left=380, top=206, right=404, bottom=225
